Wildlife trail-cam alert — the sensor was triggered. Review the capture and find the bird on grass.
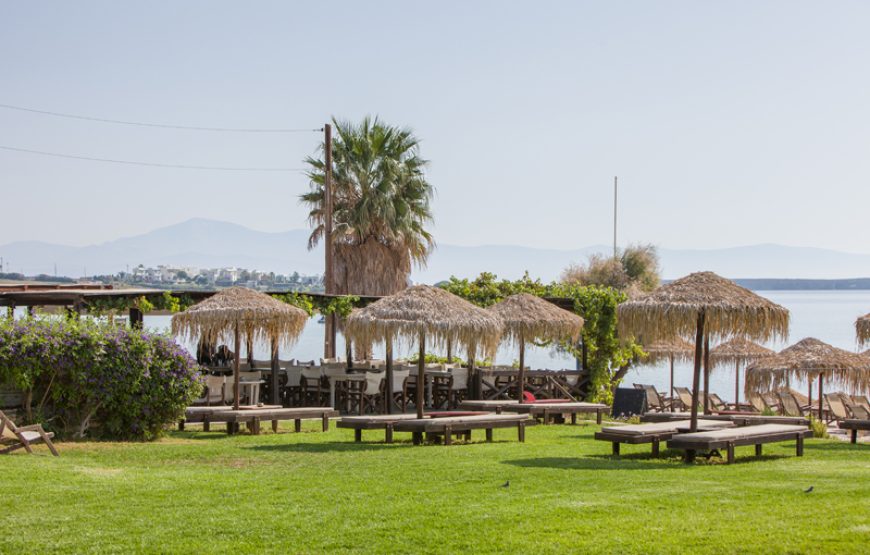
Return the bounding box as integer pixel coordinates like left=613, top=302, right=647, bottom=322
left=804, top=486, right=814, bottom=493
left=500, top=481, right=510, bottom=488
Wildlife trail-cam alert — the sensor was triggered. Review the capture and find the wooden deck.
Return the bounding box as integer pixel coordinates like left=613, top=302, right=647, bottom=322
left=666, top=424, right=813, bottom=464
left=182, top=407, right=338, bottom=435
left=839, top=419, right=870, bottom=444
left=594, top=419, right=736, bottom=457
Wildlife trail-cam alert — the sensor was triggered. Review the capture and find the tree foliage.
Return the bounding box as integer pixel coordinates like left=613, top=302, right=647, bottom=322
left=561, top=243, right=660, bottom=295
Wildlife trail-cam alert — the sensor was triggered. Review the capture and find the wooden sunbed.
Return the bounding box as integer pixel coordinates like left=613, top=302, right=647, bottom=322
left=667, top=424, right=812, bottom=464
left=459, top=400, right=608, bottom=424
left=338, top=413, right=437, bottom=443
left=640, top=412, right=809, bottom=427
left=594, top=419, right=735, bottom=457
left=838, top=419, right=870, bottom=444
left=393, top=413, right=535, bottom=445
left=179, top=406, right=235, bottom=431
left=189, top=407, right=339, bottom=435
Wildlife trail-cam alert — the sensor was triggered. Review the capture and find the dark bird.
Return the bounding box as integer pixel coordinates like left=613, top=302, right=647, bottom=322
left=500, top=481, right=510, bottom=488
left=804, top=486, right=814, bottom=493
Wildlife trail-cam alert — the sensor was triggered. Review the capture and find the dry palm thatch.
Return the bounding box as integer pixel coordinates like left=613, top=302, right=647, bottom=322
left=637, top=338, right=695, bottom=400
left=487, top=293, right=584, bottom=402
left=345, top=285, right=503, bottom=418
left=710, top=336, right=775, bottom=407
left=857, top=313, right=870, bottom=348
left=745, top=337, right=870, bottom=419
left=618, top=271, right=790, bottom=432
left=172, top=287, right=309, bottom=409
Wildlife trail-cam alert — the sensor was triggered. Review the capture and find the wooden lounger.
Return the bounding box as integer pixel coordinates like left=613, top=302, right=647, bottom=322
left=666, top=424, right=812, bottom=464
left=201, top=407, right=339, bottom=435
left=640, top=412, right=810, bottom=427
left=502, top=402, right=609, bottom=424
left=594, top=419, right=736, bottom=457
left=839, top=419, right=870, bottom=444
left=337, top=414, right=421, bottom=443
left=393, top=414, right=534, bottom=445
left=458, top=400, right=519, bottom=414
left=179, top=406, right=235, bottom=431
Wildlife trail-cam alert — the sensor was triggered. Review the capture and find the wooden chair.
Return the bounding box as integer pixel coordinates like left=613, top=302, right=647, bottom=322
left=823, top=393, right=850, bottom=422
left=448, top=368, right=470, bottom=408
left=0, top=410, right=59, bottom=456
left=709, top=393, right=733, bottom=413
left=673, top=387, right=698, bottom=412
left=843, top=396, right=870, bottom=420
left=762, top=393, right=782, bottom=414
left=387, top=369, right=410, bottom=413
left=852, top=395, right=870, bottom=414
left=359, top=372, right=384, bottom=414
left=747, top=393, right=767, bottom=413
left=282, top=367, right=304, bottom=407
left=300, top=368, right=327, bottom=406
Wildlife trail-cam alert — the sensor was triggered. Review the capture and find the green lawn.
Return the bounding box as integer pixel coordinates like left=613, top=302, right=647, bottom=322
left=2, top=420, right=868, bottom=554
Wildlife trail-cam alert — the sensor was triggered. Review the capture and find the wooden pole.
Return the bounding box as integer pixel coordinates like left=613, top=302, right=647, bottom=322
left=270, top=336, right=280, bottom=406
left=818, top=374, right=824, bottom=421
left=669, top=355, right=675, bottom=404
left=416, top=332, right=425, bottom=419
left=734, top=361, right=741, bottom=407
left=233, top=324, right=241, bottom=410
left=702, top=335, right=711, bottom=414
left=385, top=337, right=394, bottom=414
left=246, top=332, right=254, bottom=368
left=517, top=333, right=526, bottom=403
left=323, top=123, right=336, bottom=359
left=345, top=334, right=353, bottom=368
left=808, top=380, right=813, bottom=412
left=467, top=342, right=476, bottom=399
left=446, top=338, right=453, bottom=364
left=690, top=312, right=705, bottom=432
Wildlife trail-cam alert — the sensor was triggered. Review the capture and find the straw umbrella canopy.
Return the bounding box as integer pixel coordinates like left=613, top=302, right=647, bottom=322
left=638, top=338, right=695, bottom=401
left=618, top=271, right=789, bottom=432
left=344, top=285, right=503, bottom=419
left=710, top=337, right=774, bottom=407
left=745, top=337, right=870, bottom=419
left=856, top=314, right=870, bottom=347
left=172, top=287, right=309, bottom=410
left=487, top=293, right=584, bottom=403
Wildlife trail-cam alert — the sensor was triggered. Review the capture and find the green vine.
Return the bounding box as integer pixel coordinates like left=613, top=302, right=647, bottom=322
left=87, top=292, right=194, bottom=316
left=273, top=292, right=359, bottom=318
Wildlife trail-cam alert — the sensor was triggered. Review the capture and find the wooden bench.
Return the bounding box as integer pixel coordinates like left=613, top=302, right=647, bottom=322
left=337, top=414, right=421, bottom=443
left=393, top=414, right=535, bottom=445
left=839, top=419, right=870, bottom=444
left=179, top=406, right=236, bottom=432
left=666, top=424, right=813, bottom=464
left=594, top=419, right=736, bottom=457
left=459, top=400, right=608, bottom=424
left=197, top=407, right=339, bottom=435
left=641, top=412, right=810, bottom=427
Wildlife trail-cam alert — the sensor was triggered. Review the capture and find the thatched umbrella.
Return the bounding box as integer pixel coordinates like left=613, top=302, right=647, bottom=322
left=710, top=337, right=774, bottom=408
left=172, top=287, right=308, bottom=410
left=856, top=314, right=870, bottom=348
left=487, top=294, right=584, bottom=403
left=345, top=285, right=502, bottom=419
left=638, top=338, right=695, bottom=402
left=745, top=337, right=870, bottom=420
left=618, top=271, right=789, bottom=432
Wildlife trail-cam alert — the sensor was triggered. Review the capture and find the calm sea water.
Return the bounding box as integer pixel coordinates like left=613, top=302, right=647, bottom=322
left=65, top=290, right=870, bottom=403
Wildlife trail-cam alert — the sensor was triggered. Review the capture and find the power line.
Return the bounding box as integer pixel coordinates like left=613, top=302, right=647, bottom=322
left=0, top=145, right=307, bottom=172
left=0, top=103, right=322, bottom=133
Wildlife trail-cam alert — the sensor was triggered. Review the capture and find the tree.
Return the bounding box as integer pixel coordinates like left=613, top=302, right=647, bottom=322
left=561, top=243, right=660, bottom=295
left=301, top=116, right=435, bottom=296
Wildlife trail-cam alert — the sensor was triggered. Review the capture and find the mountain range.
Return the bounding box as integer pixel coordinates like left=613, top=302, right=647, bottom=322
left=2, top=218, right=870, bottom=282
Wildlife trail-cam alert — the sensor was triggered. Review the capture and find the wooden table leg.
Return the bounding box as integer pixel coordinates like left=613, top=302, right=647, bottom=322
left=412, top=432, right=422, bottom=445
left=252, top=418, right=261, bottom=435
left=571, top=413, right=577, bottom=425
left=755, top=444, right=762, bottom=457
left=226, top=422, right=234, bottom=435
left=596, top=410, right=603, bottom=425
left=518, top=422, right=526, bottom=443
left=203, top=420, right=210, bottom=432
left=852, top=429, right=857, bottom=444
left=444, top=426, right=452, bottom=446
left=726, top=442, right=735, bottom=464
left=354, top=429, right=362, bottom=442
left=684, top=449, right=695, bottom=463
left=322, top=413, right=329, bottom=432
left=178, top=420, right=185, bottom=431
left=612, top=442, right=620, bottom=456
left=272, top=420, right=279, bottom=433
left=542, top=409, right=550, bottom=425
left=385, top=424, right=394, bottom=444
left=293, top=419, right=301, bottom=433
left=651, top=439, right=660, bottom=457
left=486, top=428, right=493, bottom=443
left=796, top=435, right=804, bottom=456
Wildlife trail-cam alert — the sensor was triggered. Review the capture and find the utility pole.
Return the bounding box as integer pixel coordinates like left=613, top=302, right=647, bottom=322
left=613, top=176, right=618, bottom=259
left=323, top=123, right=337, bottom=359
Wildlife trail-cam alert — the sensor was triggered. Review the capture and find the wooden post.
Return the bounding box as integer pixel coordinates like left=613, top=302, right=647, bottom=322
left=734, top=361, right=741, bottom=408
left=446, top=338, right=453, bottom=363
left=385, top=337, right=394, bottom=414
left=233, top=324, right=241, bottom=410
left=345, top=335, right=353, bottom=368
left=270, top=336, right=280, bottom=406
left=702, top=334, right=711, bottom=415
left=416, top=332, right=425, bottom=419
left=669, top=355, right=675, bottom=404
left=323, top=123, right=337, bottom=359
left=467, top=342, right=476, bottom=400
left=517, top=333, right=526, bottom=403
left=818, top=374, right=824, bottom=421
left=246, top=332, right=254, bottom=368
left=808, top=380, right=813, bottom=413
left=690, top=311, right=705, bottom=433
left=128, top=307, right=144, bottom=329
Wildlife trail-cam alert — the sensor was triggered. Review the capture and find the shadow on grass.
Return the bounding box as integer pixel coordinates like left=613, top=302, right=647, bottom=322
left=245, top=440, right=416, bottom=453
left=503, top=455, right=677, bottom=470
left=804, top=440, right=869, bottom=452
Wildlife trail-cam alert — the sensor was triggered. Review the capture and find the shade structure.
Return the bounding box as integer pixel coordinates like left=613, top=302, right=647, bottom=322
left=745, top=337, right=870, bottom=419
left=171, top=287, right=309, bottom=410
left=487, top=293, right=584, bottom=403
left=857, top=314, right=870, bottom=347
left=638, top=338, right=695, bottom=401
left=710, top=337, right=774, bottom=407
left=618, top=271, right=789, bottom=433
left=344, top=285, right=503, bottom=419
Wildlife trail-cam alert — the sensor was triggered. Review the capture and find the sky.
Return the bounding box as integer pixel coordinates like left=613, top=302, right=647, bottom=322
left=2, top=1, right=870, bottom=253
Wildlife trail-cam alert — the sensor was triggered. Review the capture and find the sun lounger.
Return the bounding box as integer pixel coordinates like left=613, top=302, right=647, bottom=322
left=838, top=419, right=870, bottom=444
left=640, top=412, right=809, bottom=427
left=505, top=401, right=609, bottom=424
left=666, top=424, right=812, bottom=464
left=0, top=410, right=59, bottom=456
left=338, top=413, right=434, bottom=443
left=393, top=413, right=534, bottom=445
left=594, top=419, right=735, bottom=457
left=201, top=407, right=339, bottom=435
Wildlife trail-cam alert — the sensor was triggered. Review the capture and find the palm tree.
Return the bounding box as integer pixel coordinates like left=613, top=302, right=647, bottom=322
left=301, top=116, right=435, bottom=296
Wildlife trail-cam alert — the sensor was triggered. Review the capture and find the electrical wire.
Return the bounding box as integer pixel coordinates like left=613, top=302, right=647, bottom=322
left=0, top=103, right=322, bottom=133
left=0, top=145, right=307, bottom=172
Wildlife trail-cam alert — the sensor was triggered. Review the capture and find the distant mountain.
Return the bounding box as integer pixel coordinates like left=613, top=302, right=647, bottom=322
left=2, top=218, right=870, bottom=282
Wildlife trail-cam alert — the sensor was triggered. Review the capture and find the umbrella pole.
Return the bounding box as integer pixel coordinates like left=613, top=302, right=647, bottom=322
left=233, top=324, right=241, bottom=411
left=270, top=335, right=280, bottom=406
left=690, top=312, right=706, bottom=434
left=417, top=332, right=425, bottom=420
left=468, top=343, right=476, bottom=400
left=669, top=356, right=675, bottom=408
left=703, top=335, right=711, bottom=415
left=385, top=337, right=394, bottom=414
left=517, top=334, right=526, bottom=403
left=446, top=338, right=452, bottom=364
left=734, top=361, right=740, bottom=408
left=818, top=374, right=824, bottom=421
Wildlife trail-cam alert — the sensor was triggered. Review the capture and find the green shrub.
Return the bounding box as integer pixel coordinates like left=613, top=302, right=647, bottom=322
left=808, top=416, right=829, bottom=439
left=0, top=317, right=203, bottom=440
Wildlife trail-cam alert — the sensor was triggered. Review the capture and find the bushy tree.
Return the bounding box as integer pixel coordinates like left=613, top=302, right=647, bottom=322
left=561, top=243, right=660, bottom=295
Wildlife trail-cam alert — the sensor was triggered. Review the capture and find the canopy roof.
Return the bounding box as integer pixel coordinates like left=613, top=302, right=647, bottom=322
left=638, top=338, right=695, bottom=365
left=745, top=337, right=870, bottom=392
left=171, top=286, right=308, bottom=347
left=618, top=271, right=789, bottom=343
left=710, top=336, right=775, bottom=367
left=857, top=313, right=870, bottom=347
left=487, top=293, right=583, bottom=345
left=344, top=285, right=503, bottom=354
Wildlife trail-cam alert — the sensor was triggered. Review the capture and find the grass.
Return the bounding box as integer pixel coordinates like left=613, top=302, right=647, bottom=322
left=1, top=420, right=869, bottom=554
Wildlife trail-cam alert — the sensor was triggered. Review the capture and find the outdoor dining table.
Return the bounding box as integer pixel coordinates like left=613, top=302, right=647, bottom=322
left=329, top=374, right=366, bottom=410
left=238, top=380, right=265, bottom=406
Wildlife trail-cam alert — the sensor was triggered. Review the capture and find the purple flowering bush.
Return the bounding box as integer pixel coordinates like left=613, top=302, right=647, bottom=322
left=0, top=317, right=203, bottom=440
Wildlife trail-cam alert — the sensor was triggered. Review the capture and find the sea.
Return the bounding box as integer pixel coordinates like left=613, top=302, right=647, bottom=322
left=31, top=290, right=870, bottom=403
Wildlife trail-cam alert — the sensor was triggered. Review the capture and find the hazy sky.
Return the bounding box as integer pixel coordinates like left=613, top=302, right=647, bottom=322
left=2, top=1, right=869, bottom=253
